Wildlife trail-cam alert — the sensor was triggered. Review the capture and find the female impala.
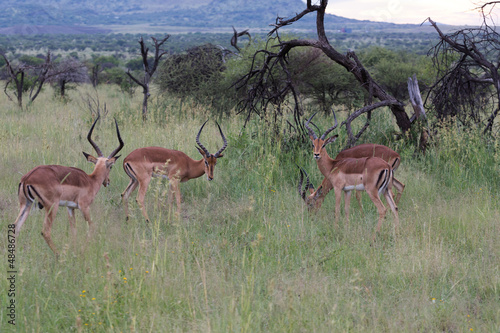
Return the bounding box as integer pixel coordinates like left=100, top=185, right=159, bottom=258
left=297, top=165, right=331, bottom=211
left=121, top=120, right=228, bottom=222
left=13, top=115, right=124, bottom=255
left=305, top=112, right=405, bottom=207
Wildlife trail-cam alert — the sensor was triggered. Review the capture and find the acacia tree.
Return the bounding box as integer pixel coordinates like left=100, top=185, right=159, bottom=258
left=235, top=0, right=414, bottom=141
left=427, top=2, right=500, bottom=134
left=126, top=35, right=170, bottom=121
left=50, top=58, right=89, bottom=97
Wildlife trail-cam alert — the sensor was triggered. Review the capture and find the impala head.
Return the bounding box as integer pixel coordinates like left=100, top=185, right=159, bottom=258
left=82, top=114, right=125, bottom=187
left=304, top=112, right=338, bottom=160
left=297, top=166, right=323, bottom=211
left=196, top=120, right=228, bottom=181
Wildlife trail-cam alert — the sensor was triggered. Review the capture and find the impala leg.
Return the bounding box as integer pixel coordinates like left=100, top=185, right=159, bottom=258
left=14, top=200, right=32, bottom=237
left=78, top=206, right=94, bottom=254
left=169, top=178, right=182, bottom=212
left=366, top=191, right=387, bottom=242
left=121, top=178, right=139, bottom=221
left=383, top=190, right=400, bottom=236
left=136, top=177, right=151, bottom=223
left=344, top=190, right=352, bottom=226
left=334, top=188, right=342, bottom=228
left=392, top=177, right=405, bottom=205
left=354, top=191, right=365, bottom=216
left=41, top=203, right=60, bottom=255
left=67, top=207, right=77, bottom=248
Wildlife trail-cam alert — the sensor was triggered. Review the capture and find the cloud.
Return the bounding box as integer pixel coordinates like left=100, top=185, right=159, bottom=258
left=322, top=0, right=484, bottom=25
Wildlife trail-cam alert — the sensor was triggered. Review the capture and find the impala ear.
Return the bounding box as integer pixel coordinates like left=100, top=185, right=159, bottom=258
left=323, top=135, right=338, bottom=147
left=196, top=147, right=207, bottom=158
left=83, top=152, right=98, bottom=164
left=106, top=156, right=120, bottom=167
left=216, top=153, right=224, bottom=158
left=315, top=186, right=323, bottom=198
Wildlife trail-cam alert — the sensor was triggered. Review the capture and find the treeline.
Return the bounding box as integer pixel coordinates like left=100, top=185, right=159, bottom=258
left=0, top=34, right=435, bottom=118
left=0, top=32, right=235, bottom=56
left=2, top=25, right=498, bottom=142
left=0, top=30, right=437, bottom=57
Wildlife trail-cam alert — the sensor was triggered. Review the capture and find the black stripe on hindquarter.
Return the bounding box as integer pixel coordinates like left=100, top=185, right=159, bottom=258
left=27, top=185, right=46, bottom=209
left=376, top=169, right=389, bottom=193
left=392, top=158, right=400, bottom=170
left=124, top=163, right=138, bottom=180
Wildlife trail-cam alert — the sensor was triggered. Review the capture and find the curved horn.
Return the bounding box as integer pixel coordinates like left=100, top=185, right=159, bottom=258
left=310, top=121, right=323, bottom=138
left=319, top=109, right=338, bottom=140
left=87, top=114, right=103, bottom=157
left=214, top=122, right=228, bottom=158
left=107, top=118, right=125, bottom=158
left=300, top=166, right=314, bottom=192
left=196, top=120, right=211, bottom=156
left=297, top=165, right=306, bottom=200
left=304, top=112, right=318, bottom=139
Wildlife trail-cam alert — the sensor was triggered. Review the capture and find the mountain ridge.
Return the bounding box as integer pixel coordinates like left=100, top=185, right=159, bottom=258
left=0, top=0, right=422, bottom=34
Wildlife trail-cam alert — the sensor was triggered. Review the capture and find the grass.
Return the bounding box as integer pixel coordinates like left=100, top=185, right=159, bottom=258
left=0, top=85, right=499, bottom=332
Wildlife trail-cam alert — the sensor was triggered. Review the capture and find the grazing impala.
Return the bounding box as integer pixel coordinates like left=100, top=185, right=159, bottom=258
left=297, top=165, right=331, bottom=211
left=13, top=115, right=124, bottom=255
left=305, top=112, right=405, bottom=207
left=121, top=120, right=228, bottom=222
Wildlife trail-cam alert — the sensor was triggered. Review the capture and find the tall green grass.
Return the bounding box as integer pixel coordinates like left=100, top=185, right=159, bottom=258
left=0, top=85, right=498, bottom=332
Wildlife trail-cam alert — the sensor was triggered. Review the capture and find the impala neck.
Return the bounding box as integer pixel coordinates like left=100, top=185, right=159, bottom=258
left=188, top=158, right=207, bottom=180
left=88, top=159, right=110, bottom=191
left=317, top=148, right=336, bottom=177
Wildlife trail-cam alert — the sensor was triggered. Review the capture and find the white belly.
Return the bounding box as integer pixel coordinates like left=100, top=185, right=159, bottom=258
left=344, top=184, right=365, bottom=191
left=59, top=200, right=78, bottom=208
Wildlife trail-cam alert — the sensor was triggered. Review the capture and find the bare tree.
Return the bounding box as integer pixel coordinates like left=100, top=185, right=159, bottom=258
left=1, top=51, right=53, bottom=108
left=235, top=0, right=412, bottom=141
left=427, top=2, right=500, bottom=134
left=230, top=26, right=251, bottom=52
left=126, top=35, right=170, bottom=121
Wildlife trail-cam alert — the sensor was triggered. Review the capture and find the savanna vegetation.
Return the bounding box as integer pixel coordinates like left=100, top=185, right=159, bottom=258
left=1, top=4, right=500, bottom=331
left=0, top=78, right=498, bottom=332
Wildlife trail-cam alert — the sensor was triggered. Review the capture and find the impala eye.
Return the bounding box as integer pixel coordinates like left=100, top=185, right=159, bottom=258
left=205, top=161, right=209, bottom=166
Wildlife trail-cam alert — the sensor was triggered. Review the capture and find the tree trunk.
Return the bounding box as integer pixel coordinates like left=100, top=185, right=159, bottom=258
left=142, top=85, right=149, bottom=121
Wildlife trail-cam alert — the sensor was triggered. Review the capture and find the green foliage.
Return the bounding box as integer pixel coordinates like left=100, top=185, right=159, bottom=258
left=157, top=43, right=236, bottom=112
left=125, top=57, right=145, bottom=71
left=360, top=46, right=434, bottom=100
left=287, top=47, right=365, bottom=111
left=17, top=54, right=45, bottom=66
left=91, top=55, right=120, bottom=68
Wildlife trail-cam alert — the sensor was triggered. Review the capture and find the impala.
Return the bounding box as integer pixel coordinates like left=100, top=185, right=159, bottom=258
left=121, top=120, right=228, bottom=221
left=303, top=114, right=399, bottom=238
left=298, top=157, right=399, bottom=240
left=298, top=165, right=332, bottom=211
left=13, top=115, right=124, bottom=255
left=305, top=112, right=405, bottom=207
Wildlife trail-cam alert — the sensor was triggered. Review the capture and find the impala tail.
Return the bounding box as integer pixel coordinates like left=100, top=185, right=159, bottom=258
left=14, top=181, right=44, bottom=235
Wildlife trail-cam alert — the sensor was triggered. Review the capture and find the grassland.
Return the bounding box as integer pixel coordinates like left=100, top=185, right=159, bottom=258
left=0, top=84, right=499, bottom=332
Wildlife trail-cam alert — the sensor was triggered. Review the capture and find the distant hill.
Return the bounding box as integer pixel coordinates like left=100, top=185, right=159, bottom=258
left=0, top=0, right=421, bottom=34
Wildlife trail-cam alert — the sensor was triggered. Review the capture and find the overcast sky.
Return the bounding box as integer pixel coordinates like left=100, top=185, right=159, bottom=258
left=322, top=0, right=491, bottom=26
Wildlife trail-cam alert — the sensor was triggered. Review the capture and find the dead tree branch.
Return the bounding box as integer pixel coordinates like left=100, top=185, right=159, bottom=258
left=126, top=35, right=170, bottom=121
